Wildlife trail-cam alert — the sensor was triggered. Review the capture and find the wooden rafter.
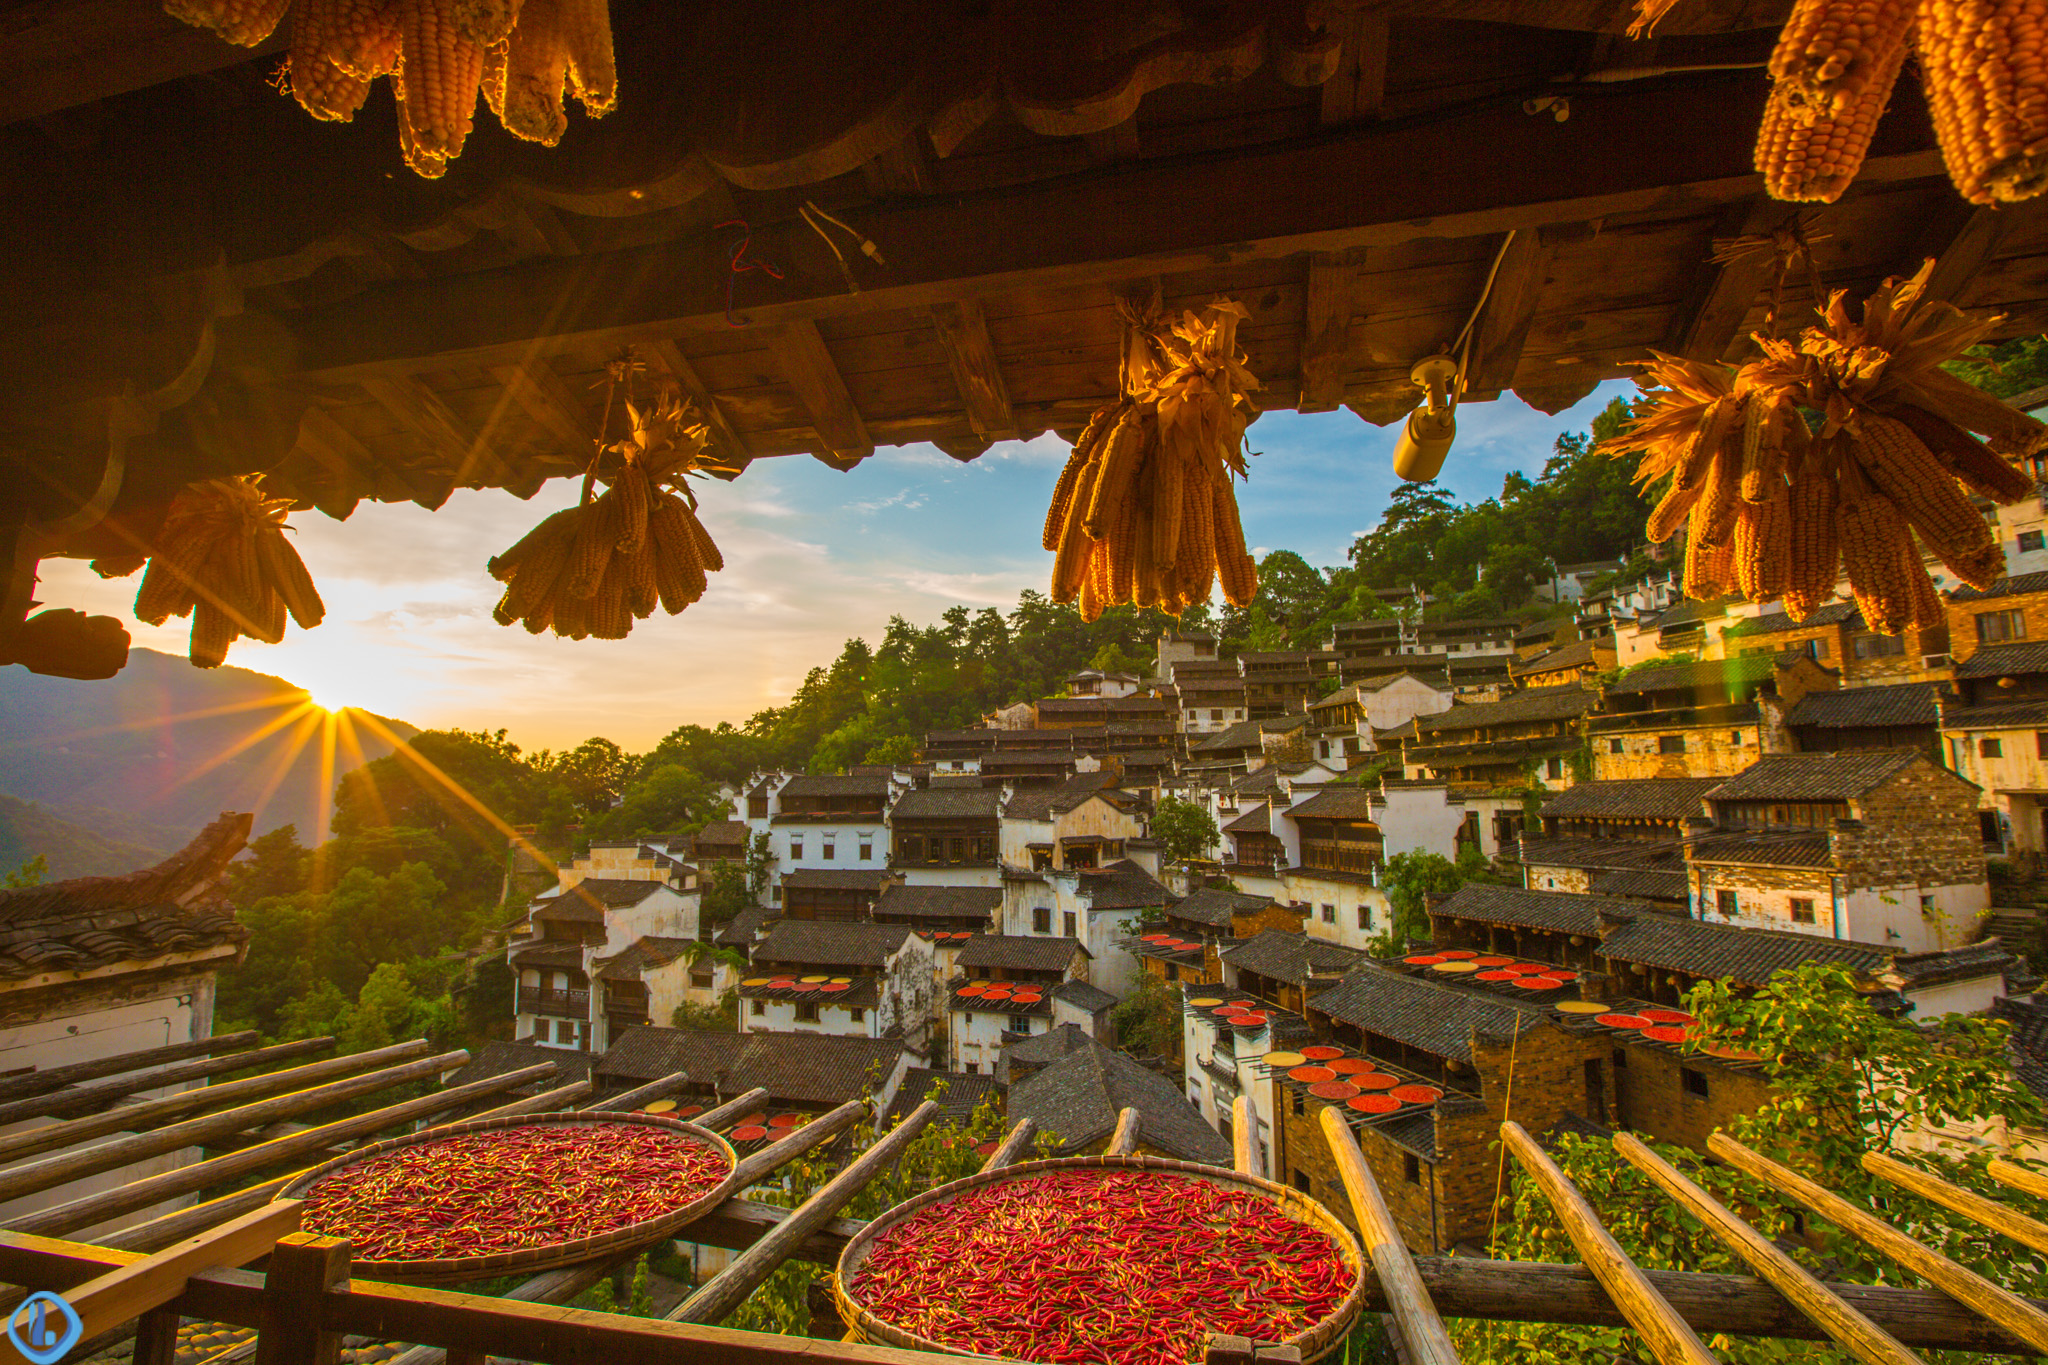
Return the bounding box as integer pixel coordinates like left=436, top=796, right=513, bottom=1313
left=640, top=339, right=755, bottom=476
left=929, top=299, right=1018, bottom=441
left=769, top=321, right=873, bottom=467
left=1463, top=228, right=1558, bottom=400
left=1670, top=197, right=1792, bottom=363
left=1915, top=203, right=2011, bottom=305
left=356, top=375, right=502, bottom=501
left=1319, top=13, right=1390, bottom=124
left=489, top=362, right=596, bottom=456
left=1298, top=251, right=1366, bottom=413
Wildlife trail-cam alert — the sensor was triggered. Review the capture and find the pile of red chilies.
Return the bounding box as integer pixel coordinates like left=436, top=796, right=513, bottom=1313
left=300, top=1125, right=730, bottom=1261
left=850, top=1171, right=1351, bottom=1364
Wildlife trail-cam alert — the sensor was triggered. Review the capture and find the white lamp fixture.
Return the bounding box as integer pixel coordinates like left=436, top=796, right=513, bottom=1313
left=1391, top=355, right=1461, bottom=483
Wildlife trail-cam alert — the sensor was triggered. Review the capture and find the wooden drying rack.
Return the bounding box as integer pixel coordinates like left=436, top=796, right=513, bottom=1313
left=2, top=1036, right=2048, bottom=1364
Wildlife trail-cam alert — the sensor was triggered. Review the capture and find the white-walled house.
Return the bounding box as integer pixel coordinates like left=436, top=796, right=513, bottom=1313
left=511, top=877, right=700, bottom=1051
left=890, top=784, right=1004, bottom=889
left=591, top=936, right=734, bottom=1051
left=1037, top=861, right=1173, bottom=999
left=947, top=935, right=1089, bottom=1074
left=740, top=920, right=937, bottom=1051
left=742, top=771, right=905, bottom=911
left=999, top=774, right=1149, bottom=875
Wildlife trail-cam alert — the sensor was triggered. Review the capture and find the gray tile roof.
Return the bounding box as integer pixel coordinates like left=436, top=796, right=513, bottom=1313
left=541, top=878, right=665, bottom=919
left=1536, top=779, right=1720, bottom=821
left=777, top=774, right=892, bottom=797
left=872, top=885, right=1001, bottom=920
left=692, top=820, right=752, bottom=850
left=1414, top=684, right=1596, bottom=735
left=446, top=1041, right=594, bottom=1091
left=1654, top=596, right=1736, bottom=628
left=1223, top=804, right=1271, bottom=836
left=1606, top=653, right=1779, bottom=697
left=1728, top=600, right=1861, bottom=635
left=750, top=920, right=912, bottom=967
left=1688, top=832, right=1833, bottom=868
left=1950, top=570, right=2048, bottom=603
left=509, top=942, right=584, bottom=969
left=1220, top=929, right=1363, bottom=984
left=780, top=868, right=892, bottom=891
left=1174, top=887, right=1276, bottom=928
left=1517, top=837, right=1685, bottom=871
left=1193, top=720, right=1271, bottom=752
left=956, top=934, right=1086, bottom=971
left=1705, top=751, right=1925, bottom=801
left=1431, top=883, right=1619, bottom=934
left=1517, top=638, right=1600, bottom=674
left=1008, top=1036, right=1231, bottom=1164
left=1051, top=978, right=1118, bottom=1013
left=595, top=936, right=706, bottom=981
left=598, top=1026, right=904, bottom=1105
left=890, top=787, right=1003, bottom=820
left=1784, top=682, right=1945, bottom=729
left=1002, top=1021, right=1096, bottom=1069
left=1944, top=699, right=2048, bottom=728
left=1287, top=789, right=1382, bottom=821
left=1002, top=771, right=1124, bottom=821
left=880, top=1067, right=1003, bottom=1129
left=1596, top=915, right=1890, bottom=985
left=714, top=904, right=774, bottom=950
left=1955, top=642, right=2048, bottom=679
left=1310, top=966, right=1547, bottom=1063
left=1889, top=939, right=2015, bottom=986
left=1589, top=868, right=1690, bottom=901
left=1079, top=861, right=1173, bottom=910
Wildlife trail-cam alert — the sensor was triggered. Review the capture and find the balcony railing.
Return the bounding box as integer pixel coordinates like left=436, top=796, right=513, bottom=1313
left=518, top=987, right=589, bottom=1016
left=1300, top=840, right=1380, bottom=874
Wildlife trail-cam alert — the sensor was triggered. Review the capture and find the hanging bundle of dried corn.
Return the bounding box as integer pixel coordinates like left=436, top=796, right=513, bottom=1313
left=109, top=477, right=327, bottom=669
left=1608, top=259, right=2045, bottom=634
left=488, top=365, right=722, bottom=640
left=1045, top=299, right=1261, bottom=622
left=165, top=0, right=614, bottom=177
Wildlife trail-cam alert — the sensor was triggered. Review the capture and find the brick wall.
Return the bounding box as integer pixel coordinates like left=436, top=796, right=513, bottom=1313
left=1590, top=722, right=1764, bottom=782
left=1948, top=585, right=2048, bottom=665
left=1613, top=1040, right=1773, bottom=1150
left=1841, top=761, right=1988, bottom=891
left=1691, top=862, right=1835, bottom=936
left=1524, top=865, right=1592, bottom=894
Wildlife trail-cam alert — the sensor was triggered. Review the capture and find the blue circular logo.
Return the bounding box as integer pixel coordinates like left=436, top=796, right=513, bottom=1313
left=6, top=1292, right=82, bottom=1365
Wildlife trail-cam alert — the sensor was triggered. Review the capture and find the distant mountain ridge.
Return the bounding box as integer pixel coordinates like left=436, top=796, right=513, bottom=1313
left=0, top=649, right=418, bottom=846
left=0, top=795, right=169, bottom=880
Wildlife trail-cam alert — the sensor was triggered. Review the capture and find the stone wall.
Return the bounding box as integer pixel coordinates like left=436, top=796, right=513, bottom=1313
left=1590, top=721, right=1764, bottom=783
left=1614, top=1040, right=1773, bottom=1150
left=1524, top=865, right=1592, bottom=894
left=1947, top=585, right=2048, bottom=665
left=1842, top=761, right=1988, bottom=892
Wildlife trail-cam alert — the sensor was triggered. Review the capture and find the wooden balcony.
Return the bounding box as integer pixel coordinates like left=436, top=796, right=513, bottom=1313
left=518, top=987, right=589, bottom=1017
left=1300, top=840, right=1381, bottom=875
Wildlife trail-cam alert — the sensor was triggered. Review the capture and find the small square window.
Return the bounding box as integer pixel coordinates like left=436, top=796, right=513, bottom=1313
left=859, top=842, right=872, bottom=861
left=850, top=1006, right=865, bottom=1023
left=822, top=844, right=835, bottom=861
left=1321, top=903, right=1336, bottom=924
left=1982, top=737, right=2005, bottom=758
left=790, top=840, right=804, bottom=860
left=1545, top=757, right=1564, bottom=779
left=1292, top=1170, right=1311, bottom=1194
left=750, top=999, right=764, bottom=1016
left=1683, top=1068, right=1710, bottom=1099
left=1291, top=1091, right=1305, bottom=1117
left=691, top=968, right=714, bottom=988
left=2037, top=732, right=2048, bottom=760
left=1609, top=738, right=1624, bottom=754
left=1789, top=898, right=1815, bottom=924
left=966, top=1062, right=980, bottom=1075
left=2022, top=530, right=2045, bottom=553
left=796, top=1002, right=819, bottom=1023
left=1716, top=889, right=1738, bottom=918
left=1658, top=735, right=1686, bottom=754
left=1730, top=730, right=1744, bottom=743
left=1032, top=905, right=1052, bottom=934
left=1357, top=905, right=1370, bottom=930
left=1403, top=1153, right=1421, bottom=1185
left=1211, top=708, right=1223, bottom=721
left=1064, top=911, right=1077, bottom=938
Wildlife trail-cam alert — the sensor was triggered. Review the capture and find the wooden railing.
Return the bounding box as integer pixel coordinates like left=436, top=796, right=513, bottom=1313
left=517, top=987, right=589, bottom=1016
left=1300, top=841, right=1380, bottom=875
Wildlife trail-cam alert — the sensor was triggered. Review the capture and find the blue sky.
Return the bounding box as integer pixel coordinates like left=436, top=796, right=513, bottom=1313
left=39, top=381, right=1632, bottom=753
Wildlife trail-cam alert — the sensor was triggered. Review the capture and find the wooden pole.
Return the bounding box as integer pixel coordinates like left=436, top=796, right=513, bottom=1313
left=670, top=1101, right=941, bottom=1327
left=1710, top=1133, right=2048, bottom=1354
left=0, top=1036, right=334, bottom=1129
left=58, top=1201, right=304, bottom=1344
left=691, top=1088, right=772, bottom=1132
left=1501, top=1121, right=1718, bottom=1365
left=1319, top=1107, right=1458, bottom=1365
left=979, top=1118, right=1036, bottom=1174
left=725, top=1101, right=867, bottom=1189
left=5, top=1060, right=568, bottom=1238
left=0, top=1049, right=477, bottom=1205
left=254, top=1232, right=351, bottom=1365
left=0, top=1031, right=262, bottom=1104
left=585, top=1072, right=692, bottom=1114
left=1865, top=1149, right=2048, bottom=1257
left=95, top=1174, right=300, bottom=1254
left=0, top=1039, right=430, bottom=1164
left=1616, top=1134, right=1922, bottom=1365
left=1232, top=1095, right=1256, bottom=1176
left=1989, top=1157, right=2048, bottom=1203
left=1106, top=1106, right=1140, bottom=1156
left=454, top=1079, right=597, bottom=1126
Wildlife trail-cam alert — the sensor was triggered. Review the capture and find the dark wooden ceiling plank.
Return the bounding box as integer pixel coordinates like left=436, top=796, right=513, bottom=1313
left=767, top=321, right=874, bottom=462
left=1297, top=251, right=1366, bottom=412
left=489, top=362, right=598, bottom=457
left=0, top=2, right=284, bottom=127
left=1320, top=13, right=1390, bottom=124
left=1462, top=227, right=1557, bottom=399
left=355, top=374, right=508, bottom=501
left=929, top=299, right=1019, bottom=440
left=1668, top=197, right=1791, bottom=363
left=275, top=76, right=1940, bottom=381
left=642, top=338, right=758, bottom=472
left=1915, top=203, right=2012, bottom=305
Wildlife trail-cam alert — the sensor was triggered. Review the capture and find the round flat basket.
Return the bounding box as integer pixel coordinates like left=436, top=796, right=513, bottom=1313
left=275, top=1111, right=739, bottom=1285
left=831, top=1155, right=1366, bottom=1364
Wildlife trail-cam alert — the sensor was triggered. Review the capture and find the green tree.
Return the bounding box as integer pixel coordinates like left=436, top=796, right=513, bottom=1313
left=1947, top=335, right=2048, bottom=400
left=311, top=861, right=453, bottom=999
left=673, top=988, right=739, bottom=1031
left=591, top=764, right=721, bottom=841
left=1464, top=962, right=2043, bottom=1364
left=1109, top=971, right=1182, bottom=1058
left=860, top=734, right=918, bottom=765
left=3, top=854, right=47, bottom=888
left=225, top=825, right=309, bottom=902
left=701, top=833, right=773, bottom=926
left=1377, top=847, right=1500, bottom=951
left=1152, top=797, right=1219, bottom=866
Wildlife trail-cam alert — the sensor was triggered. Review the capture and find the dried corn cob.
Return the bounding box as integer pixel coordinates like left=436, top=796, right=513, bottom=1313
left=500, top=0, right=569, bottom=143
left=1916, top=0, right=2048, bottom=204
left=1851, top=412, right=2004, bottom=588
left=1770, top=0, right=1916, bottom=120
left=1784, top=463, right=1842, bottom=620
left=559, top=0, right=615, bottom=114
left=1755, top=21, right=1913, bottom=202
left=288, top=0, right=374, bottom=121
left=452, top=0, right=520, bottom=44
left=1838, top=475, right=1919, bottom=634
left=328, top=0, right=403, bottom=77
left=396, top=0, right=485, bottom=159
left=131, top=477, right=323, bottom=668
left=1890, top=400, right=2037, bottom=501
left=1734, top=488, right=1793, bottom=601
left=165, top=0, right=293, bottom=47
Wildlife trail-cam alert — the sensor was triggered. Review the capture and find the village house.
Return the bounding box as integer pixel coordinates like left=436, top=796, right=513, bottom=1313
left=1004, top=861, right=1170, bottom=998
left=1273, top=789, right=1392, bottom=950
left=589, top=937, right=727, bottom=1051
left=1182, top=716, right=1312, bottom=783
left=1515, top=777, right=1716, bottom=905
left=1006, top=1028, right=1231, bottom=1164
left=1403, top=683, right=1598, bottom=789
left=1689, top=751, right=1989, bottom=950
left=947, top=934, right=1091, bottom=1074
left=1126, top=886, right=1306, bottom=998
left=1723, top=600, right=1951, bottom=685
left=747, top=771, right=902, bottom=912
left=738, top=920, right=936, bottom=1050
left=1155, top=628, right=1219, bottom=679
left=997, top=772, right=1149, bottom=875
left=1512, top=636, right=1618, bottom=688
left=1536, top=561, right=1624, bottom=603
left=777, top=868, right=897, bottom=922
left=564, top=839, right=699, bottom=887
left=888, top=784, right=1003, bottom=888
left=1996, top=483, right=2048, bottom=579
left=1238, top=650, right=1343, bottom=719
left=1032, top=693, right=1176, bottom=731
left=1306, top=673, right=1455, bottom=766
left=1782, top=681, right=1945, bottom=755
left=1064, top=669, right=1142, bottom=698
left=689, top=820, right=752, bottom=867
left=510, top=875, right=700, bottom=1052
left=0, top=814, right=252, bottom=1231
left=1178, top=976, right=1322, bottom=1179
left=1175, top=672, right=1251, bottom=735
left=1586, top=654, right=1830, bottom=782
left=1939, top=641, right=2048, bottom=854
left=1950, top=572, right=2048, bottom=667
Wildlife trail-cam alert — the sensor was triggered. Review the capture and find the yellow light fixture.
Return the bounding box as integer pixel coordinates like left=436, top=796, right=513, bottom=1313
left=1392, top=355, right=1461, bottom=482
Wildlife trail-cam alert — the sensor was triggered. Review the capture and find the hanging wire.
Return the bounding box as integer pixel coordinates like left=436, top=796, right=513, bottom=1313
left=800, top=200, right=887, bottom=296
left=1451, top=229, right=1520, bottom=397
left=715, top=220, right=785, bottom=327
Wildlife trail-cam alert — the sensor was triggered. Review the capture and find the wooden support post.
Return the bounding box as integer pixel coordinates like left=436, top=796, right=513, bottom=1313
left=980, top=1118, right=1037, bottom=1174
left=929, top=298, right=1017, bottom=441
left=1320, top=12, right=1388, bottom=124
left=585, top=1071, right=693, bottom=1114
left=670, top=1100, right=941, bottom=1326
left=6, top=1058, right=574, bottom=1238
left=1298, top=252, right=1363, bottom=413
left=1619, top=1135, right=1920, bottom=1365
left=132, top=1306, right=180, bottom=1365
left=769, top=321, right=873, bottom=466
left=62, top=1200, right=302, bottom=1344
left=1670, top=197, right=1788, bottom=363
left=725, top=1101, right=867, bottom=1190
left=0, top=1035, right=328, bottom=1130
left=255, top=1232, right=350, bottom=1365
left=691, top=1086, right=772, bottom=1132
left=1503, top=1121, right=1717, bottom=1365
left=0, top=1038, right=423, bottom=1165
left=1866, top=1148, right=2048, bottom=1259
left=0, top=1031, right=261, bottom=1104
left=1106, top=1106, right=1141, bottom=1157
left=97, top=1175, right=301, bottom=1255
left=1711, top=1133, right=2048, bottom=1354
left=1232, top=1095, right=1257, bottom=1177
left=1462, top=229, right=1556, bottom=401
left=1206, top=1334, right=1256, bottom=1365
left=1321, top=1108, right=1458, bottom=1365
left=0, top=1048, right=475, bottom=1205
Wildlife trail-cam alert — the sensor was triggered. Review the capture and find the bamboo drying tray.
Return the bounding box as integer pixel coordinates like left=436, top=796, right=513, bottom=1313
left=831, top=1154, right=1368, bottom=1363
left=276, top=1111, right=740, bottom=1284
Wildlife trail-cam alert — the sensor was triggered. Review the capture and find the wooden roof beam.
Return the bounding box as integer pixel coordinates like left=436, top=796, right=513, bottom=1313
left=930, top=299, right=1018, bottom=442
left=277, top=76, right=1943, bottom=381
left=1463, top=227, right=1558, bottom=401
left=1321, top=13, right=1389, bottom=124
left=1911, top=201, right=2028, bottom=305
left=1669, top=198, right=1792, bottom=363
left=489, top=361, right=597, bottom=456
left=640, top=339, right=756, bottom=479
left=356, top=375, right=507, bottom=505
left=1299, top=251, right=1366, bottom=413
left=0, top=2, right=283, bottom=127
left=769, top=321, right=874, bottom=468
